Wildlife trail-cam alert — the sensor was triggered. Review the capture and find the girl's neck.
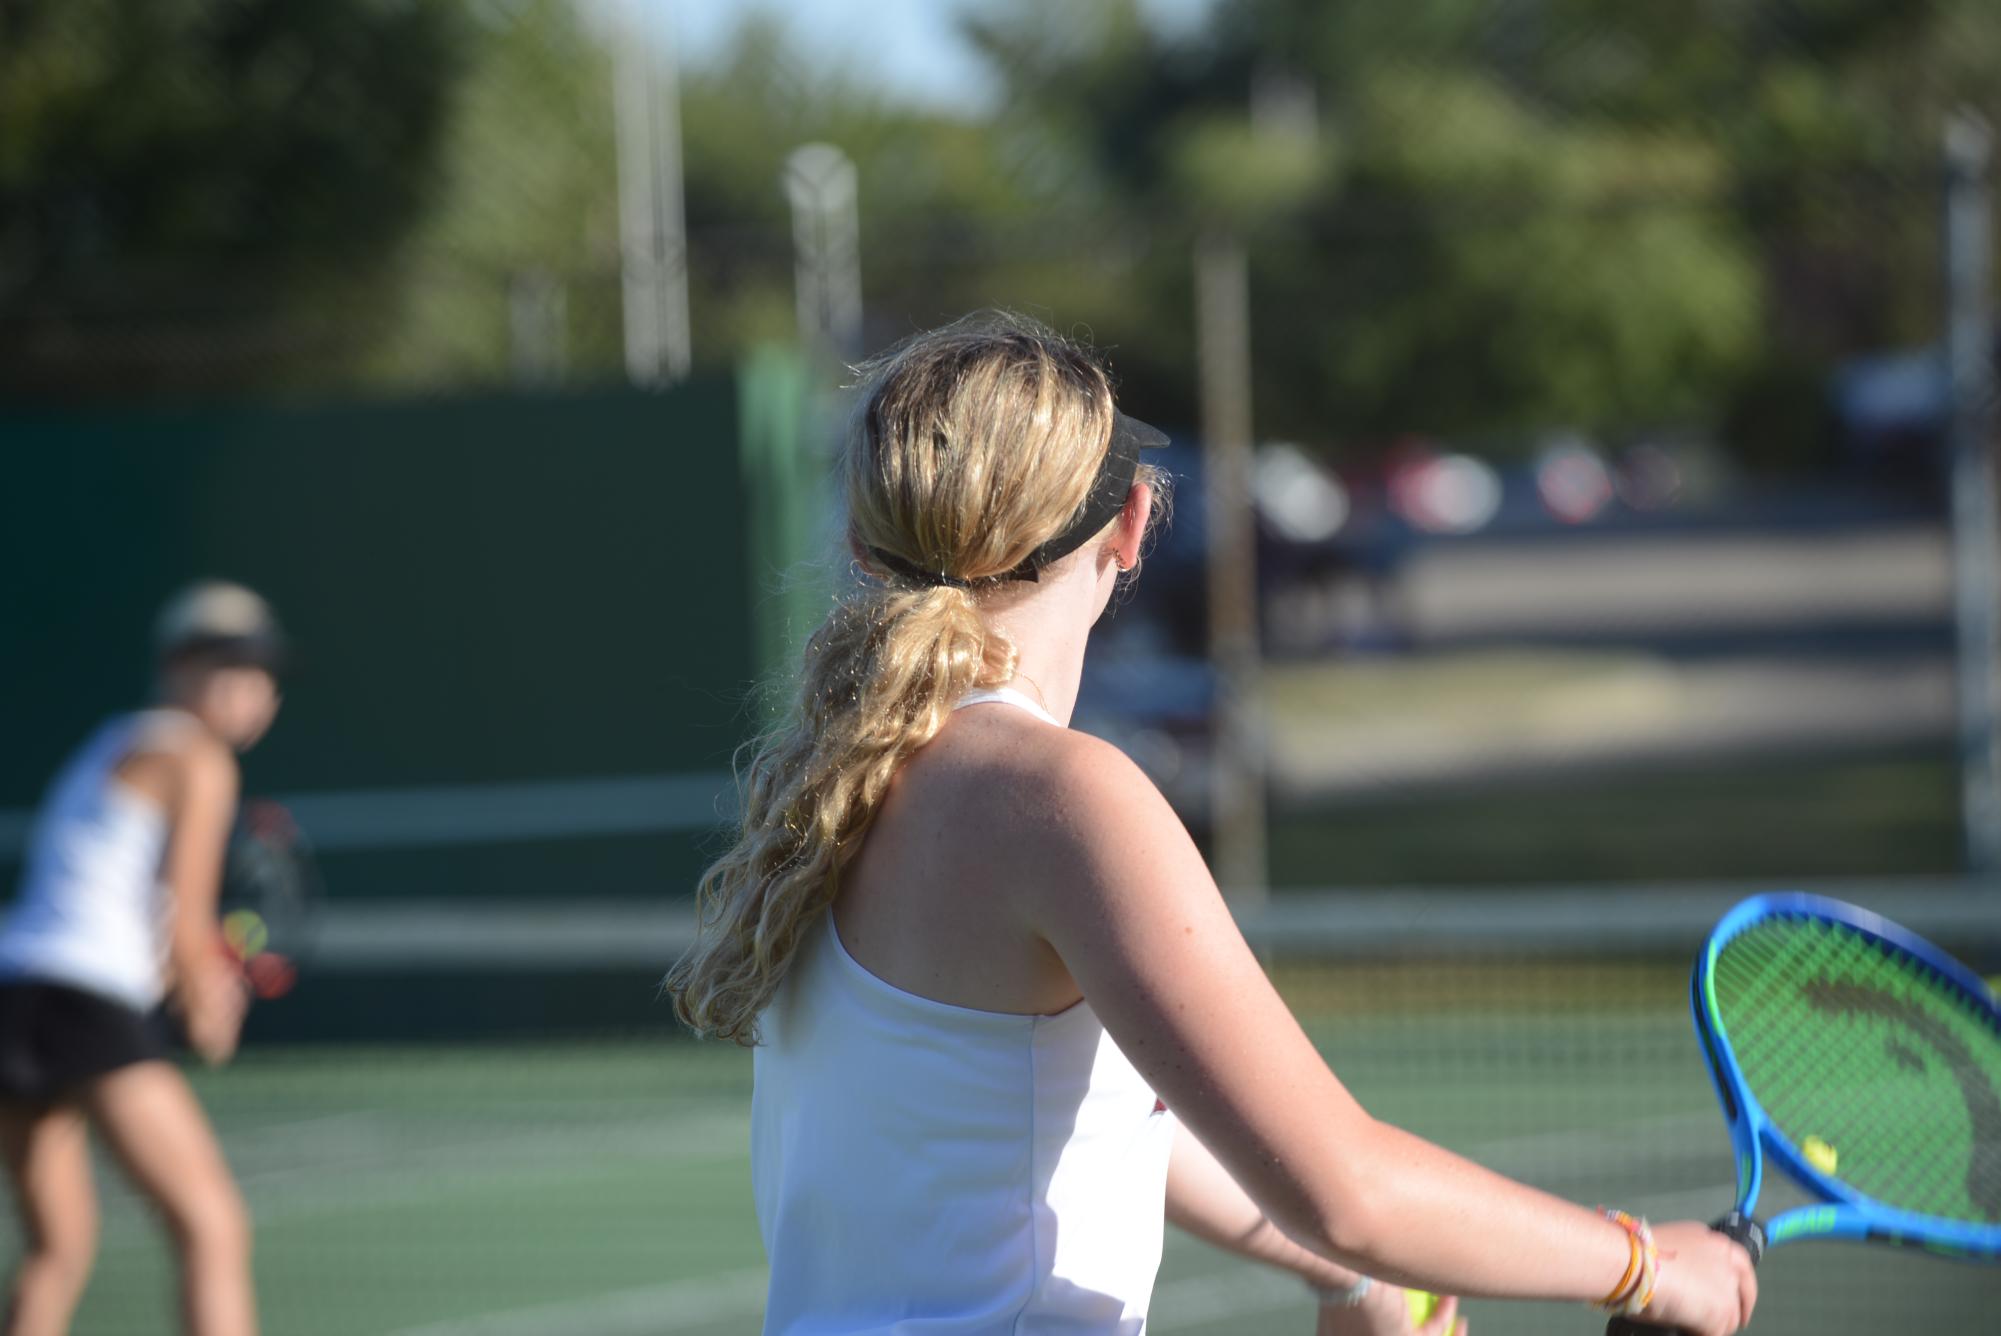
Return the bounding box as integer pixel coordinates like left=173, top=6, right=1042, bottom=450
left=149, top=696, right=219, bottom=741
left=980, top=576, right=1100, bottom=728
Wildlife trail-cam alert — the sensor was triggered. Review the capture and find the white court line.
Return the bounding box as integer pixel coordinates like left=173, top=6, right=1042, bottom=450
left=388, top=1267, right=770, bottom=1336
left=383, top=1263, right=1314, bottom=1336
left=363, top=1109, right=1737, bottom=1336
left=44, top=1085, right=1734, bottom=1332
left=384, top=1186, right=1744, bottom=1336
left=1149, top=1265, right=1304, bottom=1330
left=0, top=1065, right=1737, bottom=1329
left=43, top=1109, right=752, bottom=1250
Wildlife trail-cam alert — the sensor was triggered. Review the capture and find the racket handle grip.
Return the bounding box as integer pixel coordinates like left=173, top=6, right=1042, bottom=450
left=1602, top=1212, right=1764, bottom=1336
left=1710, top=1211, right=1766, bottom=1266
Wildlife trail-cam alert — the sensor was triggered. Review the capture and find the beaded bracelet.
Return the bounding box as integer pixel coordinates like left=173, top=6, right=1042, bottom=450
left=1624, top=1219, right=1660, bottom=1315
left=1309, top=1275, right=1373, bottom=1307
left=1598, top=1210, right=1659, bottom=1315
left=1597, top=1226, right=1642, bottom=1309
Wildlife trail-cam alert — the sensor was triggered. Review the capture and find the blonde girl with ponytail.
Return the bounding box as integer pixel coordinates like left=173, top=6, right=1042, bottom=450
left=666, top=312, right=1755, bottom=1336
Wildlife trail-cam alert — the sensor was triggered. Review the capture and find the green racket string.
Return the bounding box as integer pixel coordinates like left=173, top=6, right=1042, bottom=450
left=1710, top=916, right=2001, bottom=1224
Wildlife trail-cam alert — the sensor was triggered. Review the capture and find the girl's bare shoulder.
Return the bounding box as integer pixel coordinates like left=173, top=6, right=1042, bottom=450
left=112, top=723, right=235, bottom=809
left=898, top=711, right=1177, bottom=875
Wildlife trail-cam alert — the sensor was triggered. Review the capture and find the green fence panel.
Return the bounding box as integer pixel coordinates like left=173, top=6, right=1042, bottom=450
left=2, top=384, right=753, bottom=901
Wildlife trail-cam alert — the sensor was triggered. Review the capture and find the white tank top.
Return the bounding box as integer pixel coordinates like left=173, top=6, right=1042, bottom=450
left=0, top=711, right=195, bottom=1010
left=752, top=686, right=1178, bottom=1334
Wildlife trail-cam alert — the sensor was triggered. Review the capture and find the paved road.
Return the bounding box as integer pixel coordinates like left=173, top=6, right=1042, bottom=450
left=1268, top=521, right=1959, bottom=795
left=1401, top=522, right=1949, bottom=644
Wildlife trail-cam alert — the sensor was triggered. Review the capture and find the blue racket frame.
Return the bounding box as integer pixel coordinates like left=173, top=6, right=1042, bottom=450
left=1693, top=892, right=2001, bottom=1259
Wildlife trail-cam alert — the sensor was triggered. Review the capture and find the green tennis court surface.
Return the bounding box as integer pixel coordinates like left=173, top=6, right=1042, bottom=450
left=17, top=975, right=1993, bottom=1335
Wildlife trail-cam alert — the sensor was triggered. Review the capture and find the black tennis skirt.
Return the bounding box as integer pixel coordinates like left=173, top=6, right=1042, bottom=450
left=0, top=980, right=170, bottom=1103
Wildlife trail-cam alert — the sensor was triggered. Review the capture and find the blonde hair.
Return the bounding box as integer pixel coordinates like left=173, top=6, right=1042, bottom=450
left=666, top=312, right=1163, bottom=1043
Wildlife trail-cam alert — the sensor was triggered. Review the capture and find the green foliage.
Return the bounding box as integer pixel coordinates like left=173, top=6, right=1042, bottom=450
left=952, top=0, right=1998, bottom=460
left=1508, top=0, right=2001, bottom=354
left=3, top=0, right=1994, bottom=468
left=678, top=16, right=1095, bottom=358
left=363, top=0, right=622, bottom=388
left=953, top=0, right=1766, bottom=445
left=1163, top=112, right=1338, bottom=231
left=1288, top=68, right=1759, bottom=439
left=0, top=0, right=464, bottom=398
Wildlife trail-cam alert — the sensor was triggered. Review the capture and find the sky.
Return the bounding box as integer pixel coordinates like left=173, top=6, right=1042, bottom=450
left=669, top=0, right=1219, bottom=112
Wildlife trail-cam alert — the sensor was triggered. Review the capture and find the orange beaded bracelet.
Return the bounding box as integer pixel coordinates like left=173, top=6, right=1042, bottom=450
left=1597, top=1225, right=1642, bottom=1309
left=1598, top=1210, right=1659, bottom=1315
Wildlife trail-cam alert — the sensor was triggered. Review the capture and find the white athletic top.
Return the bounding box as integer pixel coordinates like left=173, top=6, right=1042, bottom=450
left=0, top=711, right=193, bottom=1010
left=752, top=686, right=1178, bottom=1335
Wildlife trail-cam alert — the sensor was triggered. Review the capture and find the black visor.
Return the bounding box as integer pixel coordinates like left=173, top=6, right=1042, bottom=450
left=163, top=631, right=291, bottom=676
left=867, top=410, right=1168, bottom=588
left=1004, top=411, right=1169, bottom=581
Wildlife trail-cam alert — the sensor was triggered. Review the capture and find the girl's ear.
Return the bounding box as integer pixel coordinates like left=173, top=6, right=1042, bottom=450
left=1112, top=481, right=1154, bottom=571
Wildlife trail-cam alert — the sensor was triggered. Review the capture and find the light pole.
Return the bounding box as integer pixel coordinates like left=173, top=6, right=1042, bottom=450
left=783, top=143, right=863, bottom=365
left=1196, top=233, right=1267, bottom=903
left=612, top=0, right=691, bottom=385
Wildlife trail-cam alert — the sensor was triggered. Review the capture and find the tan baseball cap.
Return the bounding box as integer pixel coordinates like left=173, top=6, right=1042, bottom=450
left=154, top=580, right=290, bottom=673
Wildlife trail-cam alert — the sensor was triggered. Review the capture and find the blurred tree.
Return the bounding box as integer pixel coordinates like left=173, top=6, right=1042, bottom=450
left=1288, top=66, right=1758, bottom=443
left=0, top=0, right=465, bottom=400
left=963, top=0, right=2001, bottom=468
left=968, top=0, right=1762, bottom=451
left=676, top=16, right=1135, bottom=374
left=5, top=0, right=1989, bottom=474
left=362, top=0, right=622, bottom=389
left=1504, top=0, right=2001, bottom=353
left=370, top=8, right=1112, bottom=389
left=415, top=0, right=1992, bottom=461
left=376, top=9, right=1151, bottom=389
left=1507, top=0, right=2001, bottom=472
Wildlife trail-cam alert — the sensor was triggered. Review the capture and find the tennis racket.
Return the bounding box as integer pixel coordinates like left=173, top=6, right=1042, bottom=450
left=217, top=798, right=322, bottom=1000
left=1608, top=892, right=2001, bottom=1334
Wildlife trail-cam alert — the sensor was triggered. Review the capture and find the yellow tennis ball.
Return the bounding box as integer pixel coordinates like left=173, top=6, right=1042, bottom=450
left=223, top=909, right=268, bottom=959
left=1802, top=1135, right=1839, bottom=1176
left=1404, top=1289, right=1463, bottom=1333
left=1406, top=1289, right=1438, bottom=1325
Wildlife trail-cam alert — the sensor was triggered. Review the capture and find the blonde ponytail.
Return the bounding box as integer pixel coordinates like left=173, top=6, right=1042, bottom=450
left=667, top=583, right=1013, bottom=1041
left=666, top=311, right=1140, bottom=1043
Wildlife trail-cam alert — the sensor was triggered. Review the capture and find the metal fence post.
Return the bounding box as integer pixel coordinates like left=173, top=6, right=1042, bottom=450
left=1196, top=232, right=1267, bottom=903
left=1944, top=109, right=1999, bottom=878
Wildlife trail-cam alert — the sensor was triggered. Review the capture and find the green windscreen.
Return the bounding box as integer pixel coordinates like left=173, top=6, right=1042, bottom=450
left=1710, top=915, right=2001, bottom=1225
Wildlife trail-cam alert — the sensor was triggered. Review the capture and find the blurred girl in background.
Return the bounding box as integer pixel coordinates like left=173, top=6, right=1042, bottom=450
left=0, top=581, right=283, bottom=1336
left=669, top=313, right=1756, bottom=1336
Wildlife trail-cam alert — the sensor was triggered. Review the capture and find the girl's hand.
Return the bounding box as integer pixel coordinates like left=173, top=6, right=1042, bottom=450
left=182, top=961, right=248, bottom=1066
left=1316, top=1283, right=1463, bottom=1336
left=1629, top=1221, right=1757, bottom=1336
